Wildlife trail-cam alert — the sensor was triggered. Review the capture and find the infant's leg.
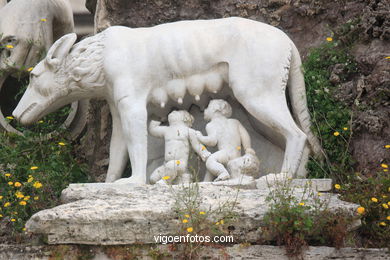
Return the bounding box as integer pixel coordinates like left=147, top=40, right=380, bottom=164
left=203, top=171, right=214, bottom=182
left=150, top=165, right=167, bottom=184
left=164, top=160, right=185, bottom=182
left=205, top=151, right=230, bottom=182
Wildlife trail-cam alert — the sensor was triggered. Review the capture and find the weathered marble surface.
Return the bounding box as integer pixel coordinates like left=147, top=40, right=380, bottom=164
left=26, top=182, right=358, bottom=245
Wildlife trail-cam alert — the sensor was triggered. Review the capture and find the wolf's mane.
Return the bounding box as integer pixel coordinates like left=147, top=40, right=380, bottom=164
left=61, top=33, right=106, bottom=89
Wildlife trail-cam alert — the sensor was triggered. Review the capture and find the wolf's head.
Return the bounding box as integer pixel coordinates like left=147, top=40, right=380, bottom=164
left=13, top=33, right=105, bottom=125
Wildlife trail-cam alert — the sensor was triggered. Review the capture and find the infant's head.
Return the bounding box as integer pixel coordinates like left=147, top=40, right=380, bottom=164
left=168, top=110, right=194, bottom=126
left=204, top=99, right=232, bottom=120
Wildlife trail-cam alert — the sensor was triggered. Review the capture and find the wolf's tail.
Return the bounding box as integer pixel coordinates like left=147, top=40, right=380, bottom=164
left=288, top=44, right=323, bottom=157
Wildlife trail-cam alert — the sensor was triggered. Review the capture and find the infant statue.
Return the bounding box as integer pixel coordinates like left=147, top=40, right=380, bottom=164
left=149, top=110, right=210, bottom=184
left=195, top=99, right=260, bottom=183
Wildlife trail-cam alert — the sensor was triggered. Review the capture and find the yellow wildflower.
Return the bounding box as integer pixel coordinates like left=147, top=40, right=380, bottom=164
left=40, top=18, right=47, bottom=22
left=27, top=177, right=34, bottom=183
left=5, top=173, right=11, bottom=177
left=187, top=227, right=193, bottom=232
left=4, top=202, right=11, bottom=207
left=22, top=228, right=26, bottom=231
left=379, top=222, right=386, bottom=226
left=318, top=192, right=322, bottom=196
left=220, top=219, right=224, bottom=225
left=236, top=146, right=241, bottom=151
left=0, top=214, right=2, bottom=218
left=385, top=56, right=390, bottom=59
left=30, top=166, right=38, bottom=170
left=201, top=145, right=206, bottom=151
left=162, top=176, right=170, bottom=180
left=27, top=67, right=34, bottom=72
left=6, top=116, right=13, bottom=120
left=176, top=160, right=180, bottom=165
left=299, top=202, right=305, bottom=206
left=357, top=207, right=365, bottom=215
left=0, top=196, right=3, bottom=200
left=333, top=131, right=340, bottom=136
left=58, top=142, right=66, bottom=146
left=334, top=184, right=341, bottom=190
left=384, top=169, right=389, bottom=172
left=14, top=182, right=22, bottom=187
left=371, top=197, right=378, bottom=203
left=33, top=181, right=43, bottom=189
left=182, top=219, right=188, bottom=223
left=184, top=214, right=190, bottom=218
left=23, top=196, right=30, bottom=201
left=215, top=221, right=220, bottom=225
left=8, top=181, right=13, bottom=186
left=11, top=218, right=16, bottom=222
left=388, top=202, right=390, bottom=206
left=387, top=216, right=390, bottom=221
left=19, top=201, right=27, bottom=206
left=326, top=37, right=333, bottom=42
left=199, top=211, right=206, bottom=215
left=385, top=145, right=390, bottom=149
left=38, top=120, right=44, bottom=124
left=343, top=127, right=348, bottom=131
left=383, top=195, right=388, bottom=199
left=34, top=196, right=39, bottom=200
left=381, top=164, right=388, bottom=169
left=382, top=204, right=389, bottom=209
left=6, top=45, right=13, bottom=49
left=15, top=191, right=24, bottom=198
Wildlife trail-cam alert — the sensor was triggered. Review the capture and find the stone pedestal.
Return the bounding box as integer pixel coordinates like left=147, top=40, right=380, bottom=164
left=26, top=181, right=358, bottom=245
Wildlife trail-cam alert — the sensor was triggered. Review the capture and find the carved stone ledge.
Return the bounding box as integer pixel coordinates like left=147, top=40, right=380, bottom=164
left=26, top=182, right=359, bottom=245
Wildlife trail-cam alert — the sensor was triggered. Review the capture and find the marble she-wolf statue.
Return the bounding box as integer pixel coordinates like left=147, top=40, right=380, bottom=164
left=13, top=17, right=322, bottom=184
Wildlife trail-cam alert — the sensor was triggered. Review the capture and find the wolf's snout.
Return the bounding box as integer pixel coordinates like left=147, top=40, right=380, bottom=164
left=12, top=109, right=21, bottom=122
left=12, top=102, right=38, bottom=125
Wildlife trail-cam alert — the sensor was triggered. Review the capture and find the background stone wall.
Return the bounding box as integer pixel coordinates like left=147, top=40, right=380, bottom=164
left=82, top=0, right=389, bottom=180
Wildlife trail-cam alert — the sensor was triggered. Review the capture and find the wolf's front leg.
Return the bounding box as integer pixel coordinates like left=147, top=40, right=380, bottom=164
left=105, top=103, right=128, bottom=182
left=115, top=96, right=148, bottom=184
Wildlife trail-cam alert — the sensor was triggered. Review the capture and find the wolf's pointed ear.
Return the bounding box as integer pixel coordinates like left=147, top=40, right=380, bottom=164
left=45, top=33, right=77, bottom=69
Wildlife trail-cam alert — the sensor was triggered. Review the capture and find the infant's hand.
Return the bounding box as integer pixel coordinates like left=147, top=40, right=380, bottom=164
left=150, top=120, right=161, bottom=126
left=196, top=131, right=203, bottom=138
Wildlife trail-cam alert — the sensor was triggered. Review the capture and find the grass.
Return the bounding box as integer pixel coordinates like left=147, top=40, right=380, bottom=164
left=262, top=179, right=356, bottom=257
left=0, top=121, right=88, bottom=236
left=303, top=40, right=358, bottom=181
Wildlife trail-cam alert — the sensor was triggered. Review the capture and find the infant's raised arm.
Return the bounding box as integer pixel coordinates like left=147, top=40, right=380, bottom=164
left=196, top=124, right=218, bottom=147
left=189, top=129, right=211, bottom=162
left=149, top=120, right=167, bottom=138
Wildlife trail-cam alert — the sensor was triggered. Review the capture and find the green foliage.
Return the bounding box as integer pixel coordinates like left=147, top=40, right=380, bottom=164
left=338, top=174, right=390, bottom=248
left=169, top=181, right=237, bottom=259
left=303, top=40, right=358, bottom=181
left=303, top=22, right=390, bottom=248
left=173, top=182, right=238, bottom=236
left=263, top=180, right=355, bottom=257
left=0, top=122, right=88, bottom=233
